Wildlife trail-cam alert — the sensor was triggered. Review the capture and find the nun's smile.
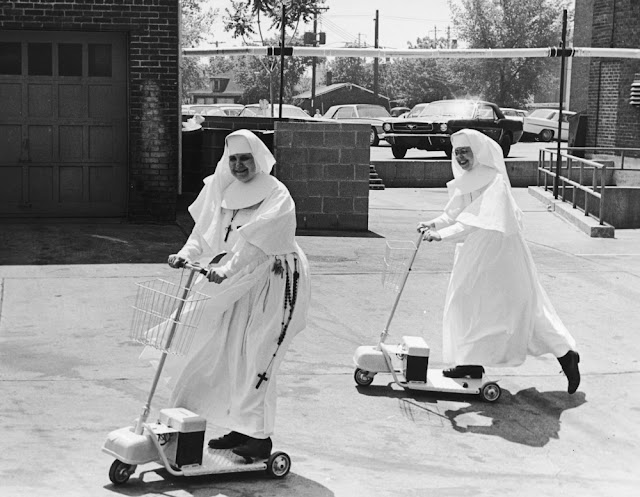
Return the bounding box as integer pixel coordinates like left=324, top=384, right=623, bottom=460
left=229, top=153, right=258, bottom=182
left=454, top=146, right=475, bottom=170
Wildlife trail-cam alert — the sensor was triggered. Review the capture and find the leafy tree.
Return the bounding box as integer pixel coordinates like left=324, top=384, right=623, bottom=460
left=329, top=56, right=374, bottom=89
left=383, top=35, right=458, bottom=107
left=450, top=0, right=573, bottom=108
left=180, top=0, right=218, bottom=103
left=222, top=0, right=326, bottom=109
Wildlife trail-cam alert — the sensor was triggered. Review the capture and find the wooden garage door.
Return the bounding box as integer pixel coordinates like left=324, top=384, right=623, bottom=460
left=0, top=31, right=127, bottom=218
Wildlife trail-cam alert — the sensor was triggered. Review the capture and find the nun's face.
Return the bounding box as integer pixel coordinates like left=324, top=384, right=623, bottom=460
left=229, top=153, right=258, bottom=182
left=454, top=146, right=475, bottom=171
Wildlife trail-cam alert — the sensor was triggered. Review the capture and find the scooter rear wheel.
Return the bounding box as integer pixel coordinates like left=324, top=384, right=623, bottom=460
left=109, top=459, right=135, bottom=485
left=266, top=451, right=291, bottom=478
left=480, top=382, right=501, bottom=402
left=354, top=368, right=374, bottom=386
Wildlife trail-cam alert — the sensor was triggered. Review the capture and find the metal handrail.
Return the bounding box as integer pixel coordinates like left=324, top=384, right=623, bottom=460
left=564, top=147, right=640, bottom=170
left=537, top=148, right=608, bottom=225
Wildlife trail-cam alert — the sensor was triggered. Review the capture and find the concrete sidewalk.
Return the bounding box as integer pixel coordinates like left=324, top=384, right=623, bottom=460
left=1, top=188, right=639, bottom=497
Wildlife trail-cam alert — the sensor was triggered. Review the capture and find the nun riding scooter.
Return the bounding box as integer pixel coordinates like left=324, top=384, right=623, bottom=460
left=102, top=259, right=292, bottom=486
left=352, top=234, right=502, bottom=403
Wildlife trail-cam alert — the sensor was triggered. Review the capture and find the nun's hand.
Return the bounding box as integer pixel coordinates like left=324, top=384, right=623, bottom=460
left=417, top=221, right=436, bottom=233
left=167, top=254, right=186, bottom=268
left=206, top=269, right=228, bottom=284
left=423, top=229, right=442, bottom=242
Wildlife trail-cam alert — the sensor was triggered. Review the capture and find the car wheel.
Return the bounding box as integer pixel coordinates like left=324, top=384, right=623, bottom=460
left=391, top=145, right=407, bottom=159
left=370, top=127, right=380, bottom=147
left=537, top=129, right=554, bottom=142
left=499, top=133, right=512, bottom=158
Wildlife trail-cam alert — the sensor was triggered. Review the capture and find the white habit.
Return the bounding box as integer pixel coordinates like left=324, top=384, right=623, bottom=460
left=430, top=129, right=576, bottom=367
left=161, top=130, right=310, bottom=438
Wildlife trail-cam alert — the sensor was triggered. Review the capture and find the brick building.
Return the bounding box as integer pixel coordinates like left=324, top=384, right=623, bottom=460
left=572, top=0, right=640, bottom=155
left=0, top=0, right=181, bottom=221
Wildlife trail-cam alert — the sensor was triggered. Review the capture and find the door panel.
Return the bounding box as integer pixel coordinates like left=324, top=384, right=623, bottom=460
left=0, top=30, right=127, bottom=218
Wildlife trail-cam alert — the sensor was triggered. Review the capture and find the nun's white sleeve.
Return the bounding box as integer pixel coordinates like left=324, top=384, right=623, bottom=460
left=217, top=240, right=267, bottom=277
left=176, top=229, right=206, bottom=261
left=438, top=222, right=478, bottom=241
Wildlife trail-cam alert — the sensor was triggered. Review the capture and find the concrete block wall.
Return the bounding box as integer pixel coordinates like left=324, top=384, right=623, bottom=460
left=372, top=160, right=546, bottom=188
left=274, top=122, right=371, bottom=231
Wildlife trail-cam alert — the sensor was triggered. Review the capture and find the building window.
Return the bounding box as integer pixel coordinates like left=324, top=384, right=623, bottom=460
left=0, top=42, right=21, bottom=75
left=88, top=44, right=112, bottom=77
left=58, top=44, right=83, bottom=77
left=28, top=43, right=52, bottom=76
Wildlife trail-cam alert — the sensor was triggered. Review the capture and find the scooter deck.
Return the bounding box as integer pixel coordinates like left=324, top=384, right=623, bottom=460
left=400, top=369, right=484, bottom=394
left=180, top=448, right=267, bottom=476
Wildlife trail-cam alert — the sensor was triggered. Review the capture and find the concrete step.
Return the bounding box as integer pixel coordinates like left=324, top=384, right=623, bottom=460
left=369, top=163, right=386, bottom=190
left=528, top=186, right=615, bottom=238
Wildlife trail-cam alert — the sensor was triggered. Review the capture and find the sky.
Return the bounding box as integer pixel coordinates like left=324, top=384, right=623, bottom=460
left=207, top=0, right=455, bottom=50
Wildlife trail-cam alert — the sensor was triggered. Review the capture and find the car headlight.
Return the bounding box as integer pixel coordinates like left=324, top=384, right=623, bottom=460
left=383, top=123, right=391, bottom=132
left=439, top=123, right=448, bottom=132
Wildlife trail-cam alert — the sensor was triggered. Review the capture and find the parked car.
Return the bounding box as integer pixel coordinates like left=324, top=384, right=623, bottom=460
left=182, top=104, right=244, bottom=116
left=390, top=106, right=411, bottom=118
left=322, top=104, right=391, bottom=146
left=239, top=103, right=313, bottom=120
left=382, top=99, right=523, bottom=158
left=501, top=107, right=528, bottom=122
left=523, top=108, right=576, bottom=142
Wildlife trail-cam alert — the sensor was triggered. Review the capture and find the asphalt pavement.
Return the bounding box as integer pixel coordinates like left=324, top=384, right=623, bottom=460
left=1, top=143, right=640, bottom=496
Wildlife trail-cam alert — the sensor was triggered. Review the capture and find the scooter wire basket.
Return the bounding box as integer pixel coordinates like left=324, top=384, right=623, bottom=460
left=130, top=276, right=210, bottom=356
left=381, top=239, right=418, bottom=293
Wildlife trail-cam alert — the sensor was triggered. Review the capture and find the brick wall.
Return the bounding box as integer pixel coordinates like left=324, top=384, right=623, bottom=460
left=274, top=122, right=371, bottom=231
left=570, top=0, right=594, bottom=112
left=0, top=0, right=181, bottom=221
left=583, top=0, right=640, bottom=156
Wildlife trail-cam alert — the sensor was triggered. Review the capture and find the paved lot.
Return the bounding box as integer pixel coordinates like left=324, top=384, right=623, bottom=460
left=1, top=186, right=639, bottom=497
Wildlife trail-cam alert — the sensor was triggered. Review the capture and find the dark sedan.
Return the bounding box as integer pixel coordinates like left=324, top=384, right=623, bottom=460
left=382, top=100, right=523, bottom=158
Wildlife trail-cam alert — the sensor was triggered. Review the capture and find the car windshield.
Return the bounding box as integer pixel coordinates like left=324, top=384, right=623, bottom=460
left=357, top=106, right=390, bottom=118
left=529, top=109, right=557, bottom=119
left=242, top=105, right=309, bottom=118
left=406, top=104, right=428, bottom=118
left=418, top=101, right=476, bottom=118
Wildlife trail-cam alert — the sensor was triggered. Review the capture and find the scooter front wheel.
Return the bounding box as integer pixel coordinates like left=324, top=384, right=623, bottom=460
left=109, top=459, right=136, bottom=485
left=354, top=368, right=375, bottom=386
left=480, top=382, right=501, bottom=402
left=266, top=451, right=291, bottom=478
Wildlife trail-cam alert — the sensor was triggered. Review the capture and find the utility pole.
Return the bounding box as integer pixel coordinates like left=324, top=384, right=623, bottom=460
left=278, top=3, right=286, bottom=118
left=373, top=10, right=379, bottom=99
left=311, top=11, right=318, bottom=112
left=553, top=9, right=568, bottom=198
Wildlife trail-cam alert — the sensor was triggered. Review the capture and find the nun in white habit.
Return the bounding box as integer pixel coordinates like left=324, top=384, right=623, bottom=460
left=418, top=129, right=581, bottom=394
left=166, top=129, right=311, bottom=458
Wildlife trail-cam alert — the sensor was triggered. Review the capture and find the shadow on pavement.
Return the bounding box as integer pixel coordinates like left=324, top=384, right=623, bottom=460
left=103, top=469, right=335, bottom=497
left=443, top=387, right=587, bottom=447
left=356, top=384, right=587, bottom=447
left=0, top=223, right=189, bottom=265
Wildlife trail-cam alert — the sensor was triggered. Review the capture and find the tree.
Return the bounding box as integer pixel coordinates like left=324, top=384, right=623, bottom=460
left=383, top=35, right=458, bottom=107
left=450, top=0, right=573, bottom=108
left=223, top=0, right=326, bottom=111
left=180, top=0, right=218, bottom=103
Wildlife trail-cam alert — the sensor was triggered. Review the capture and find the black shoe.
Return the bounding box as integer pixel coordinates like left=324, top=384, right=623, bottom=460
left=208, top=431, right=249, bottom=450
left=232, top=437, right=272, bottom=459
left=558, top=351, right=580, bottom=394
left=442, top=365, right=485, bottom=379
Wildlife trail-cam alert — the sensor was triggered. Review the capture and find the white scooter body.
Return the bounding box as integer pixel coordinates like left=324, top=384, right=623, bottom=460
left=102, top=407, right=290, bottom=485
left=353, top=337, right=502, bottom=402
